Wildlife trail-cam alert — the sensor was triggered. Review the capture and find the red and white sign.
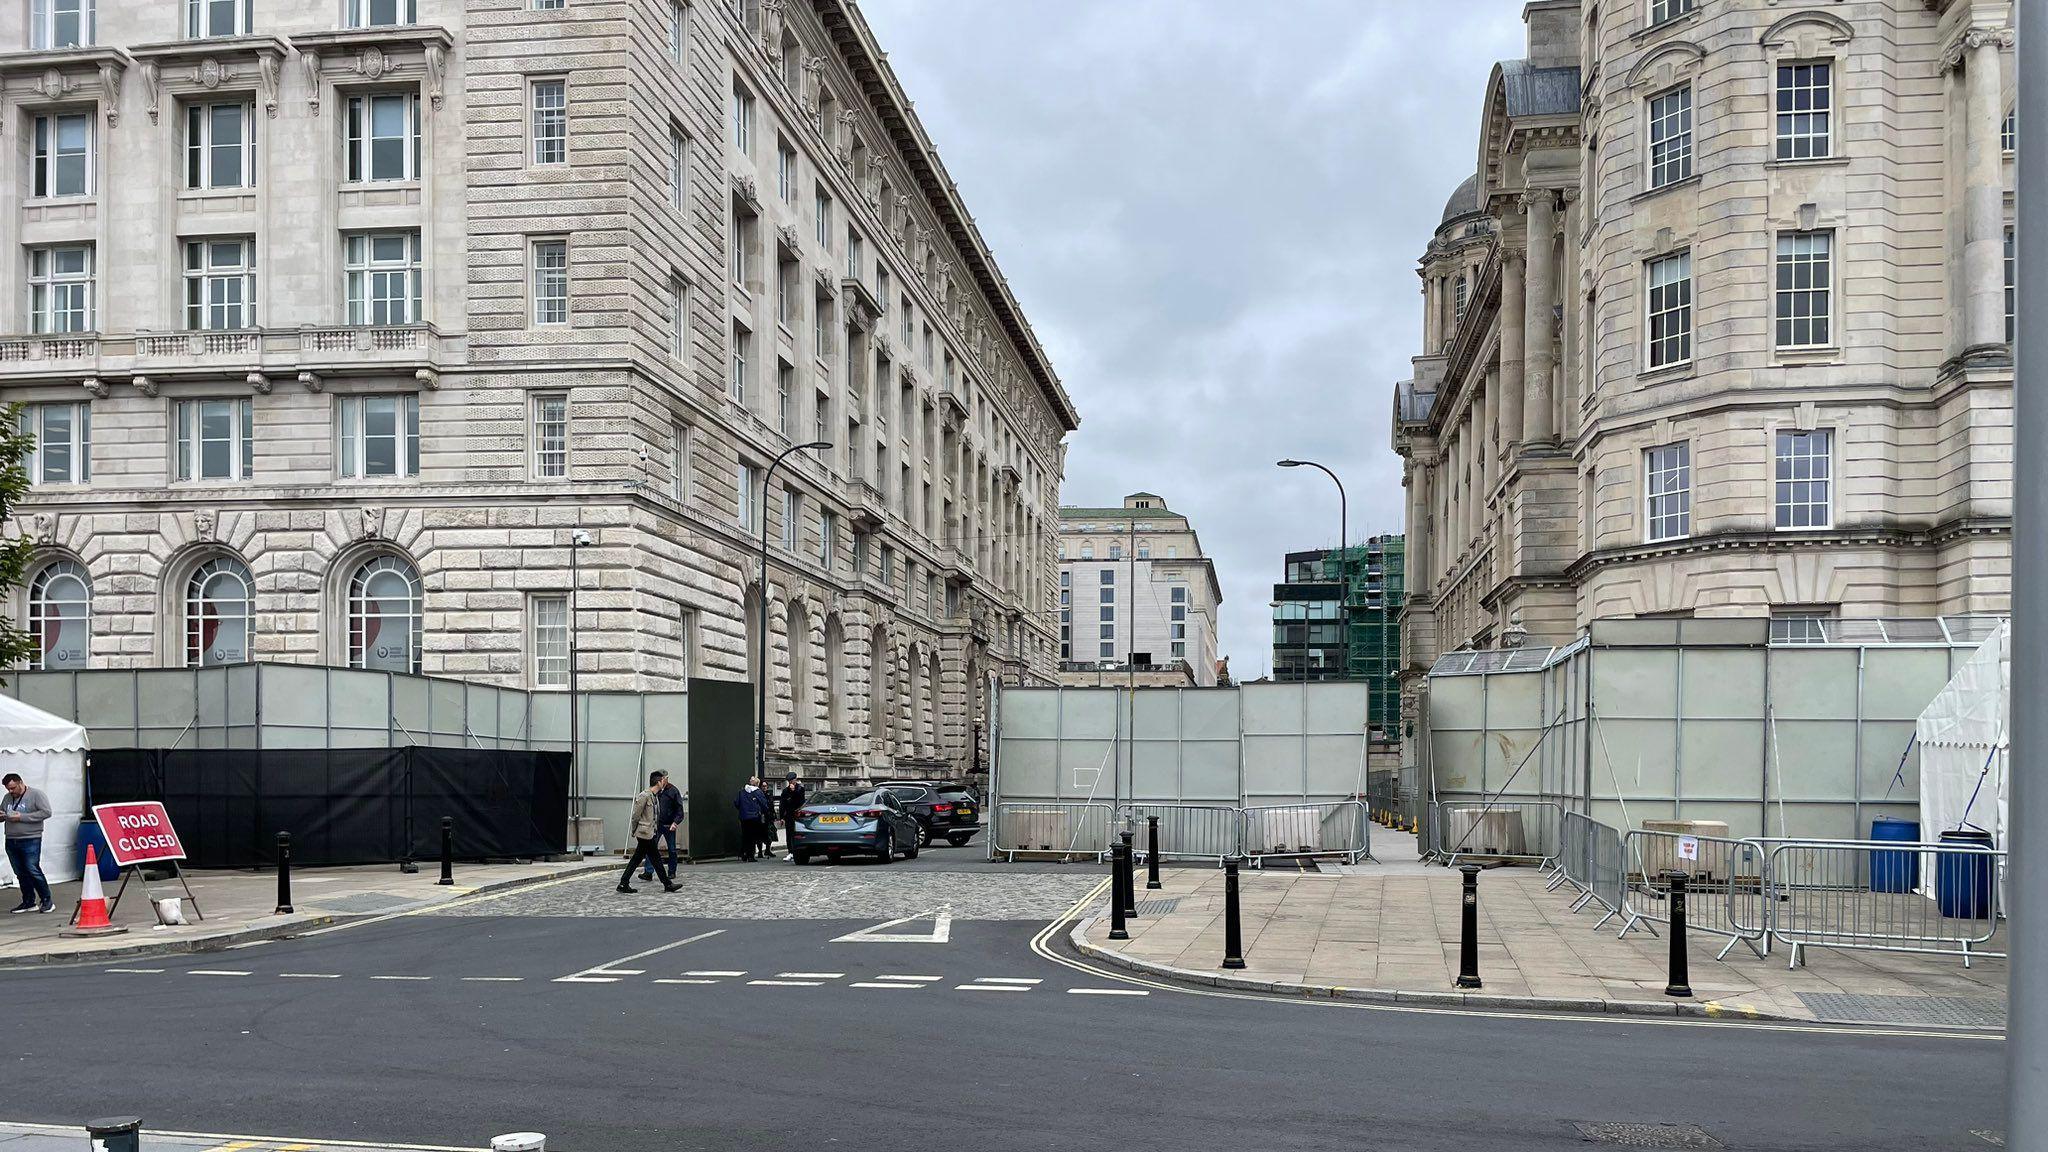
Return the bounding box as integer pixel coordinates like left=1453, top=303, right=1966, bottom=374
left=91, top=802, right=187, bottom=867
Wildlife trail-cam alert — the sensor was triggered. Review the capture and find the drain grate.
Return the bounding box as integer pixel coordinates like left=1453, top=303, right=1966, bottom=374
left=1796, top=993, right=2006, bottom=1029
left=1573, top=1122, right=1721, bottom=1148
left=1131, top=898, right=1181, bottom=917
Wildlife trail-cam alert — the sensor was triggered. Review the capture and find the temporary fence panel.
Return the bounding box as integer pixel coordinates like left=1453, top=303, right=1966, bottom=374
left=1129, top=689, right=1243, bottom=805
left=1123, top=802, right=1241, bottom=862
left=1433, top=799, right=1562, bottom=865
left=1240, top=801, right=1369, bottom=864
left=1240, top=682, right=1374, bottom=804
left=993, top=801, right=1115, bottom=860
left=1617, top=829, right=1768, bottom=959
left=1765, top=839, right=2004, bottom=967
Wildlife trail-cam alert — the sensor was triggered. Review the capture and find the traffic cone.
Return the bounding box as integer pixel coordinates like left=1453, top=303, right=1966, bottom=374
left=59, top=845, right=128, bottom=938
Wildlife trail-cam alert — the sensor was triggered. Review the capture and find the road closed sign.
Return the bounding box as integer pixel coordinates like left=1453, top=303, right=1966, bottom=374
left=92, top=802, right=187, bottom=867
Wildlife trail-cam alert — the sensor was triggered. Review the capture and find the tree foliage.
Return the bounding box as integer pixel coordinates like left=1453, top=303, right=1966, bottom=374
left=0, top=406, right=43, bottom=675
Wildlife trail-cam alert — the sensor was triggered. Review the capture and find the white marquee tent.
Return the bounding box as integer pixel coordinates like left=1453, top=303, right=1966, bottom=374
left=1916, top=620, right=2010, bottom=857
left=0, top=692, right=88, bottom=888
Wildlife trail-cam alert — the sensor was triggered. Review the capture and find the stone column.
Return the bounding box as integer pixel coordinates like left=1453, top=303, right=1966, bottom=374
left=1523, top=190, right=1557, bottom=444
left=1499, top=250, right=1526, bottom=451
left=1961, top=31, right=2011, bottom=352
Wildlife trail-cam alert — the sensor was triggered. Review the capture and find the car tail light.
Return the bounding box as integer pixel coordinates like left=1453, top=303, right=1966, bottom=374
left=932, top=803, right=953, bottom=813
left=797, top=808, right=818, bottom=818
left=857, top=808, right=886, bottom=818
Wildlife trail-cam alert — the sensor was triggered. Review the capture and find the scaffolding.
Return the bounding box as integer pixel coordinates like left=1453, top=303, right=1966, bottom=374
left=1330, top=536, right=1404, bottom=742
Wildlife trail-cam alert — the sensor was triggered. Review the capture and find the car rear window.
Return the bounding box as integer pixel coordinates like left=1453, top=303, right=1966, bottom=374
left=938, top=788, right=977, bottom=803
left=811, top=789, right=878, bottom=806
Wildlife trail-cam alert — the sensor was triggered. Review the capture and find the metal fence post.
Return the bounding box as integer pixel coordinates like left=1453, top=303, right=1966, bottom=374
left=1146, top=815, right=1162, bottom=890
left=1663, top=870, right=1693, bottom=998
left=274, top=832, right=293, bottom=915
left=438, top=816, right=454, bottom=886
left=1222, top=857, right=1245, bottom=969
left=1456, top=864, right=1482, bottom=990
left=86, top=1117, right=142, bottom=1152
left=1108, top=840, right=1129, bottom=941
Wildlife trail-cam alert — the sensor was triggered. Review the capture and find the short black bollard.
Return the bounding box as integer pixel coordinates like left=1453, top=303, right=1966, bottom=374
left=438, top=816, right=454, bottom=886
left=1107, top=841, right=1130, bottom=941
left=1119, top=830, right=1138, bottom=918
left=1662, top=870, right=1694, bottom=998
left=1221, top=858, right=1246, bottom=970
left=1455, top=864, right=1483, bottom=990
left=274, top=832, right=294, bottom=915
left=1146, top=815, right=1163, bottom=891
left=86, top=1117, right=142, bottom=1152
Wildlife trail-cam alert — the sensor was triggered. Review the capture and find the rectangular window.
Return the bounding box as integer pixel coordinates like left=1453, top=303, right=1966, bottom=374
left=30, top=0, right=93, bottom=48
left=347, top=0, right=415, bottom=27
left=1775, top=62, right=1832, bottom=161
left=1648, top=0, right=1692, bottom=25
left=731, top=85, right=754, bottom=154
left=777, top=258, right=796, bottom=327
left=1170, top=623, right=1185, bottom=640
left=901, top=298, right=913, bottom=345
left=670, top=422, right=691, bottom=502
left=1108, top=542, right=1122, bottom=560
left=878, top=544, right=895, bottom=587
left=20, top=403, right=90, bottom=485
left=776, top=362, right=794, bottom=435
left=669, top=0, right=686, bottom=63
left=174, top=398, right=253, bottom=483
left=777, top=138, right=796, bottom=202
left=1769, top=613, right=1830, bottom=645
left=1774, top=231, right=1832, bottom=349
left=1644, top=442, right=1691, bottom=542
left=731, top=211, right=755, bottom=289
left=344, top=92, right=420, bottom=183
left=2007, top=227, right=2017, bottom=345
left=31, top=112, right=92, bottom=199
left=781, top=488, right=800, bottom=551
left=337, top=393, right=421, bottom=479
left=814, top=390, right=830, bottom=449
left=530, top=79, right=567, bottom=165
left=533, top=0, right=564, bottom=8
left=819, top=509, right=837, bottom=568
left=27, top=245, right=94, bottom=334
left=1171, top=586, right=1187, bottom=604
left=183, top=238, right=256, bottom=330
left=1099, top=624, right=1114, bottom=640
left=1646, top=85, right=1693, bottom=189
left=1099, top=642, right=1115, bottom=659
left=532, top=394, right=569, bottom=479
left=184, top=101, right=254, bottom=190
left=736, top=463, right=758, bottom=528
left=1171, top=642, right=1185, bottom=659
left=815, top=186, right=832, bottom=248
left=669, top=126, right=689, bottom=211
left=669, top=277, right=689, bottom=359
left=344, top=232, right=422, bottom=325
left=730, top=324, right=750, bottom=403
left=1098, top=606, right=1114, bottom=623
left=531, top=238, right=569, bottom=325
left=1774, top=429, right=1832, bottom=529
left=1645, top=251, right=1692, bottom=369
left=531, top=595, right=569, bottom=688
left=846, top=229, right=863, bottom=281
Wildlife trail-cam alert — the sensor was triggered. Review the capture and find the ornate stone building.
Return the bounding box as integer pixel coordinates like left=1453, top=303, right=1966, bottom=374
left=1395, top=0, right=2014, bottom=671
left=0, top=0, right=1077, bottom=779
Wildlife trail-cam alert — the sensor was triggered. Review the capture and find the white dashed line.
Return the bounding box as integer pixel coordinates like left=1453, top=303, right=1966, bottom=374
left=956, top=984, right=1029, bottom=992
left=278, top=973, right=341, bottom=979
left=656, top=978, right=719, bottom=985
left=878, top=974, right=942, bottom=982
left=555, top=976, right=620, bottom=984
left=461, top=977, right=525, bottom=983
left=190, top=970, right=251, bottom=977
left=776, top=972, right=845, bottom=979
left=370, top=975, right=432, bottom=981
left=748, top=979, right=823, bottom=987
left=1068, top=988, right=1150, bottom=996
left=684, top=970, right=746, bottom=977
left=104, top=968, right=163, bottom=974
left=971, top=978, right=1042, bottom=985
left=852, top=981, right=923, bottom=989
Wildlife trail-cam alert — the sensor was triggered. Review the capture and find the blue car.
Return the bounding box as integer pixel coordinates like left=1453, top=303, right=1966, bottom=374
left=788, top=788, right=922, bottom=864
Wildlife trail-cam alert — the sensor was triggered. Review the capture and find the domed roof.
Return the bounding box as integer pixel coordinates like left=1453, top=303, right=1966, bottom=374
left=1439, top=174, right=1480, bottom=227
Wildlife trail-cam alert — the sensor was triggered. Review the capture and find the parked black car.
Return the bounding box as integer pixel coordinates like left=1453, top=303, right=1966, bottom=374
left=788, top=788, right=921, bottom=864
left=877, top=781, right=983, bottom=848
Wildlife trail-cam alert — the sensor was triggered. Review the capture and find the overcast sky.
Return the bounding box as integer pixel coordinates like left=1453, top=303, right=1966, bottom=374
left=860, top=0, right=1526, bottom=674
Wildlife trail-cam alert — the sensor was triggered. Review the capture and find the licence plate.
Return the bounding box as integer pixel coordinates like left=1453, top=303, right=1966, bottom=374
left=818, top=815, right=851, bottom=824
left=957, top=809, right=974, bottom=819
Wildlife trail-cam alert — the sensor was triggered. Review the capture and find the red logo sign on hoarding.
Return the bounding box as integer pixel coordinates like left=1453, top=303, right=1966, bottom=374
left=91, top=802, right=187, bottom=867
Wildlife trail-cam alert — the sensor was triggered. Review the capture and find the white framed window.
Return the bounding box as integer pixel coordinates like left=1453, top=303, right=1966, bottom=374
left=900, top=298, right=913, bottom=345
left=174, top=398, right=253, bottom=482
left=530, top=79, right=567, bottom=165
left=776, top=258, right=796, bottom=327
left=185, top=556, right=252, bottom=667
left=1644, top=442, right=1691, bottom=542
left=814, top=186, right=832, bottom=248
left=531, top=238, right=569, bottom=325
left=185, top=101, right=254, bottom=190
left=1453, top=274, right=1469, bottom=322
left=781, top=488, right=800, bottom=551
left=28, top=245, right=94, bottom=334
left=731, top=85, right=754, bottom=154
left=737, top=463, right=760, bottom=529
left=2007, top=227, right=2017, bottom=345
left=731, top=211, right=755, bottom=289
left=344, top=232, right=422, bottom=325
left=670, top=422, right=691, bottom=502
left=730, top=323, right=750, bottom=403
left=30, top=0, right=93, bottom=48
left=532, top=394, right=569, bottom=478
left=337, top=393, right=421, bottom=479
left=1098, top=605, right=1114, bottom=623
left=2004, top=108, right=2017, bottom=155
left=186, top=0, right=248, bottom=37
left=1773, top=429, right=1832, bottom=530
left=777, top=138, right=796, bottom=202
left=669, top=0, right=687, bottom=64
left=1774, top=231, right=1832, bottom=349
left=1774, top=61, right=1832, bottom=161
left=347, top=555, right=422, bottom=674
left=1171, top=641, right=1185, bottom=659
left=1099, top=641, right=1114, bottom=659
left=668, top=126, right=688, bottom=211
left=777, top=362, right=794, bottom=435
left=1098, top=623, right=1114, bottom=640
left=846, top=228, right=863, bottom=281
left=1648, top=0, right=1692, bottom=26
left=30, top=112, right=92, bottom=199
left=1646, top=84, right=1693, bottom=189
left=819, top=509, right=837, bottom=568
left=1769, top=612, right=1831, bottom=645
left=531, top=594, right=569, bottom=688
left=344, top=92, right=420, bottom=183
left=813, top=391, right=829, bottom=453
left=532, top=0, right=564, bottom=8
left=347, top=0, right=415, bottom=29
left=669, top=276, right=689, bottom=359
left=19, top=403, right=90, bottom=485
left=1645, top=251, right=1692, bottom=369
left=25, top=560, right=90, bottom=671
left=183, top=238, right=256, bottom=331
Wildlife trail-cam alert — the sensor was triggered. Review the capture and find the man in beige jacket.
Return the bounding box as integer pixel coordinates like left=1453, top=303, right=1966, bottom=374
left=618, top=772, right=681, bottom=893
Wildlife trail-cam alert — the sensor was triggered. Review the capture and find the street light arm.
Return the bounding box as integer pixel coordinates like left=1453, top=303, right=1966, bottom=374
left=756, top=440, right=835, bottom=792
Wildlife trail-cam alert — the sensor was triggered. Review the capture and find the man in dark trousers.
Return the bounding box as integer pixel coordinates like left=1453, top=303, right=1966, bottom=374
left=778, top=772, right=807, bottom=861
left=618, top=773, right=680, bottom=894
left=639, top=770, right=684, bottom=883
left=734, top=777, right=772, bottom=862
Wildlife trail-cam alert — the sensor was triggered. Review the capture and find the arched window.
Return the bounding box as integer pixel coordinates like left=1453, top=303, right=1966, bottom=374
left=186, top=556, right=253, bottom=667
left=868, top=626, right=890, bottom=752
left=26, top=559, right=90, bottom=670
left=925, top=651, right=941, bottom=751
left=347, top=555, right=422, bottom=674
left=823, top=614, right=846, bottom=733
left=786, top=600, right=811, bottom=733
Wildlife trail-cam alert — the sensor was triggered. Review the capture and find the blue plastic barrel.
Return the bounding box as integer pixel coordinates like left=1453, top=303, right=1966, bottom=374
left=76, top=819, right=120, bottom=882
left=1869, top=816, right=1919, bottom=893
left=1936, top=828, right=1995, bottom=920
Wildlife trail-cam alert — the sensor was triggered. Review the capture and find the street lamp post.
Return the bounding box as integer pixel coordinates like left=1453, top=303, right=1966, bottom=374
left=1278, top=460, right=1347, bottom=684
left=756, top=442, right=833, bottom=792
left=567, top=528, right=591, bottom=842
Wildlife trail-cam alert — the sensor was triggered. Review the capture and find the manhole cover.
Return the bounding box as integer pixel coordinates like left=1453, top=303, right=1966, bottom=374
left=1131, top=898, right=1181, bottom=917
left=307, top=892, right=418, bottom=914
left=1573, top=1122, right=1721, bottom=1148
left=1796, top=993, right=2006, bottom=1029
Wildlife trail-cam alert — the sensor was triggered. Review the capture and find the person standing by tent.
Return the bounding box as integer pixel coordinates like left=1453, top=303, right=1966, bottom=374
left=618, top=773, right=680, bottom=894
left=2, top=773, right=53, bottom=913
left=639, top=770, right=684, bottom=884
left=734, top=777, right=772, bottom=862
left=778, top=772, right=807, bottom=861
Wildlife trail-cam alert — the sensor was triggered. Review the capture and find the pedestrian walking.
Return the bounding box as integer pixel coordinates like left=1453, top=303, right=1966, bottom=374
left=2, top=772, right=53, bottom=914
left=639, top=770, right=684, bottom=882
left=618, top=773, right=680, bottom=894
left=778, top=772, right=807, bottom=863
left=734, top=777, right=773, bottom=861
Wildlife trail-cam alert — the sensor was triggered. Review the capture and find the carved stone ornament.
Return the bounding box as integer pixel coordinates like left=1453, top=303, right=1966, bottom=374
left=1942, top=26, right=2016, bottom=73
left=359, top=506, right=385, bottom=541
left=358, top=46, right=390, bottom=81
left=259, top=54, right=280, bottom=119
left=813, top=265, right=835, bottom=294
left=140, top=62, right=161, bottom=124
left=425, top=45, right=446, bottom=110
left=132, top=375, right=158, bottom=398
left=247, top=372, right=272, bottom=395
left=800, top=56, right=824, bottom=114
left=30, top=514, right=55, bottom=545
left=302, top=51, right=322, bottom=116
left=760, top=0, right=786, bottom=57
left=835, top=111, right=858, bottom=164
left=192, top=510, right=216, bottom=542
left=298, top=371, right=324, bottom=393
left=195, top=57, right=227, bottom=89
left=776, top=222, right=802, bottom=253
left=99, top=63, right=122, bottom=127
left=81, top=377, right=106, bottom=399
left=35, top=70, right=76, bottom=101
left=730, top=171, right=760, bottom=209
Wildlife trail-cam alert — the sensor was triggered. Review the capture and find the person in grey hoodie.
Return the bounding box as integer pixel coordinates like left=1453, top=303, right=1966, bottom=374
left=2, top=773, right=53, bottom=914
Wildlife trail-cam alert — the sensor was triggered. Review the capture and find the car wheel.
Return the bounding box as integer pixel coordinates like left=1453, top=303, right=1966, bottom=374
left=919, top=825, right=934, bottom=847
left=947, top=835, right=972, bottom=848
left=791, top=850, right=810, bottom=866
left=876, top=834, right=893, bottom=864
left=904, top=834, right=920, bottom=860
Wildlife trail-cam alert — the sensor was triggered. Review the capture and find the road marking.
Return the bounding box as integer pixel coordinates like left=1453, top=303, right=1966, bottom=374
left=776, top=971, right=845, bottom=979
left=555, top=928, right=726, bottom=984
left=878, top=974, right=942, bottom=982
left=225, top=940, right=272, bottom=950
left=371, top=975, right=432, bottom=981
left=851, top=981, right=923, bottom=989
left=104, top=967, right=163, bottom=974
left=972, top=978, right=1041, bottom=985
left=0, top=1122, right=486, bottom=1152
left=956, top=983, right=1029, bottom=992
left=201, top=1142, right=260, bottom=1151
left=461, top=977, right=524, bottom=983
left=748, top=979, right=822, bottom=987
left=278, top=973, right=342, bottom=979
left=656, top=978, right=719, bottom=985
left=684, top=970, right=746, bottom=977
left=832, top=905, right=953, bottom=943
left=190, top=970, right=251, bottom=977
left=1069, top=988, right=1150, bottom=996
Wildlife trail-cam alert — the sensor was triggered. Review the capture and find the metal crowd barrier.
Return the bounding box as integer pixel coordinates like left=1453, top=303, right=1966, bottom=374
left=1119, top=803, right=1243, bottom=864
left=1616, top=829, right=1768, bottom=959
left=992, top=802, right=1116, bottom=862
left=1240, top=801, right=1370, bottom=866
left=1551, top=812, right=1627, bottom=930
left=1764, top=839, right=2006, bottom=969
left=1432, top=798, right=1563, bottom=868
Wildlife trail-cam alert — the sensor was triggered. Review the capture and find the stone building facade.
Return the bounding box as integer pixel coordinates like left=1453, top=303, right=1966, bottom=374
left=1056, top=493, right=1222, bottom=687
left=1394, top=0, right=2015, bottom=672
left=0, top=0, right=1078, bottom=780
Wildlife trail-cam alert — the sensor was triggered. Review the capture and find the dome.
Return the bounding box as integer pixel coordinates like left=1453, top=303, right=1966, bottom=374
left=1439, top=174, right=1480, bottom=228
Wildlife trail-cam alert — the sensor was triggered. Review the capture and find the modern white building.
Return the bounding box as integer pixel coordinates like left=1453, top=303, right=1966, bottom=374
left=1056, top=493, right=1221, bottom=687
left=0, top=0, right=1079, bottom=779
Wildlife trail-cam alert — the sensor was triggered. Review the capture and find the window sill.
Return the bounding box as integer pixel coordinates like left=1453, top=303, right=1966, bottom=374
left=1631, top=8, right=1700, bottom=44
left=1631, top=173, right=1700, bottom=204
left=1636, top=361, right=1695, bottom=385
left=333, top=475, right=421, bottom=485
left=1766, top=155, right=1848, bottom=172
left=1773, top=346, right=1841, bottom=367
left=23, top=195, right=96, bottom=207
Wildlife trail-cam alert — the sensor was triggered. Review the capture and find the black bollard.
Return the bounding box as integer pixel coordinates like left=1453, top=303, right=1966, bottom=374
left=1119, top=830, right=1138, bottom=918
left=1455, top=864, right=1483, bottom=989
left=1221, top=858, right=1246, bottom=969
left=1146, top=815, right=1163, bottom=891
left=86, top=1117, right=142, bottom=1152
left=274, top=832, right=294, bottom=915
left=1108, top=841, right=1129, bottom=941
left=438, top=816, right=454, bottom=886
left=1662, top=870, right=1694, bottom=998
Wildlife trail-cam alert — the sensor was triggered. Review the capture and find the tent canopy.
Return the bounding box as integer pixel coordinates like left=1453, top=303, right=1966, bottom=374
left=0, top=692, right=86, bottom=754
left=1916, top=621, right=2010, bottom=848
left=0, top=690, right=88, bottom=887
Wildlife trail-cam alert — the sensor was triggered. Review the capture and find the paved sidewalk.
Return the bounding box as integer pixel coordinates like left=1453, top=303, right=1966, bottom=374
left=0, top=856, right=612, bottom=967
left=1081, top=829, right=2008, bottom=1027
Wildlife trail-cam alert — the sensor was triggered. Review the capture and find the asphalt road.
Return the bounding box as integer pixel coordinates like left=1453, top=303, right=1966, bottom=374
left=0, top=863, right=2008, bottom=1152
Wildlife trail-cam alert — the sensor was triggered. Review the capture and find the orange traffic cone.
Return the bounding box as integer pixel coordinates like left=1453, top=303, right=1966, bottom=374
left=59, top=845, right=128, bottom=938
